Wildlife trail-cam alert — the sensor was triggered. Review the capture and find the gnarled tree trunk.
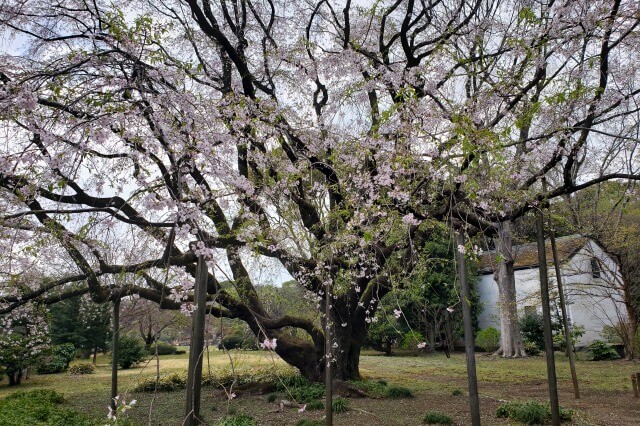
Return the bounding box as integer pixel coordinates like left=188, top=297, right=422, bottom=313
left=267, top=289, right=368, bottom=383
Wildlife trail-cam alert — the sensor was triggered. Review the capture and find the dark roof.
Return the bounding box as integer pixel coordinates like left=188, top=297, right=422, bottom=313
left=480, top=235, right=590, bottom=274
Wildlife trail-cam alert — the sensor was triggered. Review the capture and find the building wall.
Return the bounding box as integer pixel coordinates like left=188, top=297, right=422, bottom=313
left=477, top=240, right=626, bottom=347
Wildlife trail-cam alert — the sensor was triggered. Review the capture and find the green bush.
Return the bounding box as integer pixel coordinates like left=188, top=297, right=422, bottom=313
left=305, top=400, right=324, bottom=410
left=287, top=383, right=325, bottom=403
left=117, top=335, right=147, bottom=369
left=520, top=313, right=546, bottom=351
left=219, top=414, right=258, bottom=426
left=37, top=343, right=77, bottom=374
left=219, top=332, right=258, bottom=351
left=401, top=330, right=426, bottom=350
left=134, top=372, right=187, bottom=392
left=386, top=385, right=414, bottom=398
left=451, top=389, right=463, bottom=396
left=68, top=363, right=95, bottom=375
left=148, top=341, right=180, bottom=355
left=587, top=340, right=619, bottom=361
left=496, top=401, right=573, bottom=424
left=331, top=397, right=349, bottom=414
left=423, top=411, right=453, bottom=425
left=36, top=355, right=67, bottom=375
left=524, top=340, right=541, bottom=356
left=553, top=324, right=585, bottom=351
left=275, top=375, right=325, bottom=403
left=266, top=393, right=278, bottom=403
left=476, top=327, right=500, bottom=352
left=0, top=389, right=90, bottom=426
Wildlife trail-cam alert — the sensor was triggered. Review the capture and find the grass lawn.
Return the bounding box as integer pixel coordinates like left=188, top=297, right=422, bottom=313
left=1, top=349, right=639, bottom=425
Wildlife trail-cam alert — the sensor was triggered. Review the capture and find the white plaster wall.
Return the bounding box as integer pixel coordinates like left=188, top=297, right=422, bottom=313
left=476, top=240, right=627, bottom=347
left=557, top=241, right=626, bottom=346
left=477, top=274, right=500, bottom=330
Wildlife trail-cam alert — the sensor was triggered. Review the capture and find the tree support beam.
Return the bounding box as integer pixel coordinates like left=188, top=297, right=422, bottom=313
left=185, top=257, right=208, bottom=425
left=535, top=209, right=561, bottom=425
left=456, top=231, right=481, bottom=426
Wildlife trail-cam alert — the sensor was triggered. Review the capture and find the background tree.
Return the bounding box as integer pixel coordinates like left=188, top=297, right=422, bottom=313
left=558, top=181, right=640, bottom=357
left=50, top=295, right=112, bottom=361
left=370, top=222, right=479, bottom=353
left=0, top=305, right=49, bottom=385
left=119, top=298, right=188, bottom=347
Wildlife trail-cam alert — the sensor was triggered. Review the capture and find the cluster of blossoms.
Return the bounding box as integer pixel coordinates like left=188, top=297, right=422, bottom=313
left=107, top=395, right=136, bottom=423
left=260, top=338, right=277, bottom=350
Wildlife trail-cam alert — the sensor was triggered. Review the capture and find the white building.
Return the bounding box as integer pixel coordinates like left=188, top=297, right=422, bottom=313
left=477, top=235, right=626, bottom=347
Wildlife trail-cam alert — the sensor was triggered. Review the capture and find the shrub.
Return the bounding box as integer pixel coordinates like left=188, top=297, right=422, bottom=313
left=148, top=341, right=179, bottom=356
left=496, top=401, right=573, bottom=424
left=134, top=372, right=187, bottom=392
left=0, top=389, right=90, bottom=426
left=266, top=393, right=278, bottom=403
left=331, top=397, right=349, bottom=414
left=476, top=327, right=500, bottom=352
left=68, top=363, right=95, bottom=375
left=423, top=411, right=453, bottom=425
left=276, top=374, right=310, bottom=388
left=219, top=414, right=258, bottom=426
left=587, top=340, right=619, bottom=361
left=520, top=313, right=546, bottom=351
left=305, top=400, right=324, bottom=410
left=287, top=383, right=325, bottom=403
left=451, top=389, right=463, bottom=396
left=386, top=385, right=414, bottom=399
left=401, top=330, right=426, bottom=350
left=37, top=343, right=77, bottom=374
left=275, top=375, right=325, bottom=403
left=553, top=324, right=585, bottom=351
left=524, top=340, right=541, bottom=356
left=117, top=335, right=147, bottom=369
left=219, top=331, right=258, bottom=351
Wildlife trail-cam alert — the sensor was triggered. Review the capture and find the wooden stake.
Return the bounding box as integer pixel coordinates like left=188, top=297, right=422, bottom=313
left=456, top=231, right=481, bottom=426
left=110, top=298, right=120, bottom=413
left=633, top=373, right=639, bottom=398
left=325, top=280, right=333, bottom=426
left=185, top=256, right=208, bottom=425
left=549, top=229, right=580, bottom=399
left=535, top=209, right=561, bottom=426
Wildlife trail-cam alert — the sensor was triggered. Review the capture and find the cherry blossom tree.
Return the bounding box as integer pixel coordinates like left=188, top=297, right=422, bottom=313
left=1, top=0, right=640, bottom=382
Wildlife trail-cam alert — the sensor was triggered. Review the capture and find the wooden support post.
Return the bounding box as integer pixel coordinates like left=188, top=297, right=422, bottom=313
left=110, top=298, right=120, bottom=413
left=549, top=230, right=580, bottom=399
left=185, top=257, right=208, bottom=425
left=633, top=373, right=639, bottom=398
left=535, top=209, right=561, bottom=426
left=456, top=231, right=481, bottom=426
left=325, top=280, right=333, bottom=426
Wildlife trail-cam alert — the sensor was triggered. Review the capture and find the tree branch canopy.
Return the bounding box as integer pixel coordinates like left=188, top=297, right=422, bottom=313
left=1, top=0, right=639, bottom=380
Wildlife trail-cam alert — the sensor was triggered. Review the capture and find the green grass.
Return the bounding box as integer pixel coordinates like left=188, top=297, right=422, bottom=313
left=358, top=351, right=638, bottom=394
left=0, top=389, right=91, bottom=425
left=0, top=349, right=635, bottom=425
left=0, top=349, right=293, bottom=425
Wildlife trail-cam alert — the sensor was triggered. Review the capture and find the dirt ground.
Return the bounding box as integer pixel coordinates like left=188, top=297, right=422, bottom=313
left=199, top=354, right=640, bottom=426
